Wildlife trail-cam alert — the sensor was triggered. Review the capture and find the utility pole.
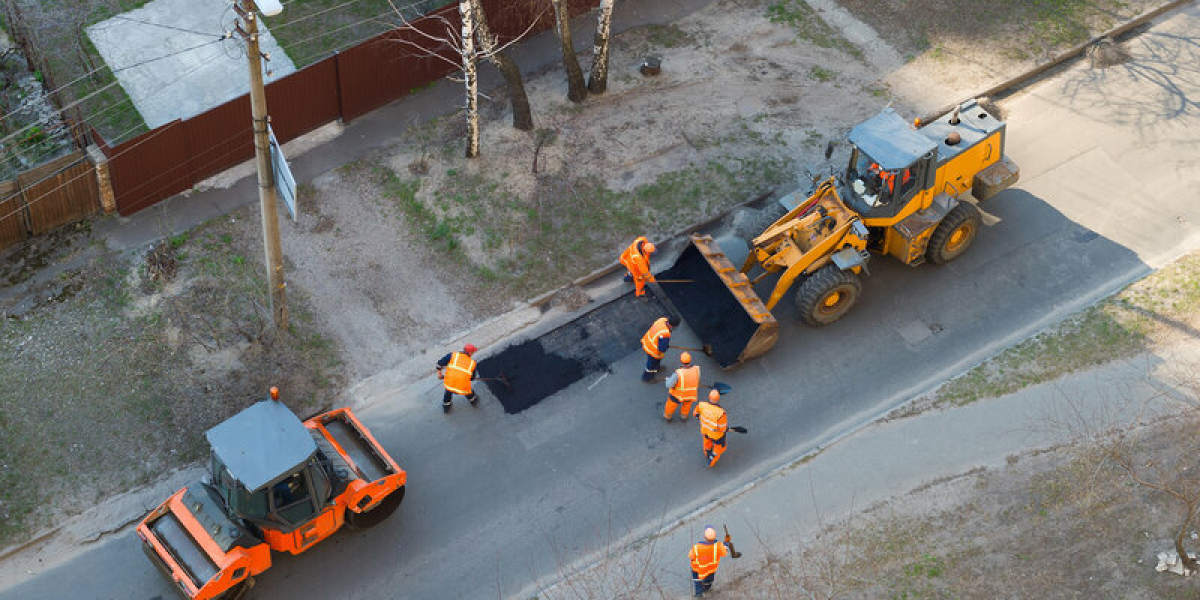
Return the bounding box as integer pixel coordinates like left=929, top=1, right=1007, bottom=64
left=235, top=0, right=287, bottom=330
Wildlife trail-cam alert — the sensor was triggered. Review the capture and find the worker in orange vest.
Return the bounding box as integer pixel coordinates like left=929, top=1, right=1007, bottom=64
left=435, top=343, right=479, bottom=413
left=619, top=236, right=656, bottom=298
left=693, top=389, right=728, bottom=467
left=640, top=315, right=679, bottom=382
left=663, top=352, right=700, bottom=422
left=868, top=162, right=911, bottom=194
left=688, top=526, right=730, bottom=596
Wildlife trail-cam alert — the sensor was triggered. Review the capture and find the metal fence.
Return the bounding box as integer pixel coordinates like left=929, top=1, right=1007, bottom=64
left=99, top=0, right=600, bottom=216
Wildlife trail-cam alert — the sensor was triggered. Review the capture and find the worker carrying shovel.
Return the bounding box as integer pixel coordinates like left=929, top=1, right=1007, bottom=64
left=436, top=343, right=479, bottom=414
left=619, top=235, right=656, bottom=299
left=664, top=351, right=700, bottom=422
left=694, top=389, right=729, bottom=467
left=688, top=525, right=739, bottom=596
left=640, top=315, right=679, bottom=382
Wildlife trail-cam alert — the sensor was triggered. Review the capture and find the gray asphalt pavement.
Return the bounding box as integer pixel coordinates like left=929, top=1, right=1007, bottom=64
left=4, top=2, right=1200, bottom=600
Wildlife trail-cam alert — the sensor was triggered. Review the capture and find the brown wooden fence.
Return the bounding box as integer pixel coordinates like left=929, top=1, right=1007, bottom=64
left=100, top=0, right=599, bottom=216
left=0, top=151, right=100, bottom=250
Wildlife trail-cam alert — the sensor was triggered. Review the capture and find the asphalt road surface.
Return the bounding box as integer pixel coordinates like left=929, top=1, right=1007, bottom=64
left=5, top=4, right=1200, bottom=600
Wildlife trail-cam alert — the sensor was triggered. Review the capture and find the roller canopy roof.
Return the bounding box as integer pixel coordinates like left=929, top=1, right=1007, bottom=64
left=206, top=400, right=316, bottom=493
left=848, top=107, right=938, bottom=170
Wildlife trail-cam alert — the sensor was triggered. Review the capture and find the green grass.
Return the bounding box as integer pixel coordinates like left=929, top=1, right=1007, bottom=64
left=265, top=0, right=444, bottom=68
left=766, top=0, right=865, bottom=61
left=932, top=252, right=1200, bottom=407
left=808, top=65, right=835, bottom=82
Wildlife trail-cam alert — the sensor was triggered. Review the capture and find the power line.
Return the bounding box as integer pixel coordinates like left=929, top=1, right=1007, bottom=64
left=111, top=15, right=225, bottom=38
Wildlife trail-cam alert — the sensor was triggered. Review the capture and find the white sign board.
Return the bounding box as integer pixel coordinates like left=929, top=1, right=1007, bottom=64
left=268, top=125, right=297, bottom=221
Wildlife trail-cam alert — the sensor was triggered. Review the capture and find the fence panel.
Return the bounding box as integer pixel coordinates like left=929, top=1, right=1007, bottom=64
left=18, top=152, right=99, bottom=234
left=183, top=95, right=254, bottom=185
left=337, top=4, right=462, bottom=122
left=108, top=121, right=191, bottom=216
left=0, top=180, right=27, bottom=251
left=267, top=56, right=341, bottom=144
left=480, top=0, right=600, bottom=41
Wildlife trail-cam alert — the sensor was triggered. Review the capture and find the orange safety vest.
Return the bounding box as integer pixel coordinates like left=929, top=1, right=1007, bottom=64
left=641, top=317, right=671, bottom=359
left=696, top=402, right=727, bottom=439
left=670, top=365, right=700, bottom=402
left=443, top=352, right=476, bottom=395
left=619, top=236, right=652, bottom=278
left=689, top=540, right=728, bottom=578
left=871, top=163, right=911, bottom=193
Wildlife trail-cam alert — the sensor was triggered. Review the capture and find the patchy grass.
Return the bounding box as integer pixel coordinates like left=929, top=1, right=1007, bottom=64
left=764, top=0, right=866, bottom=61
left=836, top=0, right=1157, bottom=63
left=930, top=252, right=1200, bottom=407
left=0, top=211, right=343, bottom=547
left=265, top=0, right=445, bottom=67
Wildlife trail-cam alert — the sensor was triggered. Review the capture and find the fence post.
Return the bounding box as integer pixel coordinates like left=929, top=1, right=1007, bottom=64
left=86, top=145, right=117, bottom=214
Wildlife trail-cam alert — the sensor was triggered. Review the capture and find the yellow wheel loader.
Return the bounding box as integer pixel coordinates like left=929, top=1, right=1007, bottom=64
left=664, top=99, right=1020, bottom=368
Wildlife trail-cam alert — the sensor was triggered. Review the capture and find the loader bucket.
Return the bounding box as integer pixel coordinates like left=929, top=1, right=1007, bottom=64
left=658, top=234, right=778, bottom=369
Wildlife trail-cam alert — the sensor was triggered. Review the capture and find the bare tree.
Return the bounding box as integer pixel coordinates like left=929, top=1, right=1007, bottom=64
left=470, top=0, right=533, bottom=131
left=387, top=1, right=542, bottom=156
left=587, top=0, right=615, bottom=94
left=550, top=0, right=587, bottom=103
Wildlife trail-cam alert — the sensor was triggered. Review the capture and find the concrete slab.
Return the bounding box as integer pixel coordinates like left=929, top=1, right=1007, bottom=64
left=86, top=0, right=296, bottom=129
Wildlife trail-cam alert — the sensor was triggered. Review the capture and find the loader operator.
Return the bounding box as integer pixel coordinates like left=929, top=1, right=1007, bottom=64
left=694, top=389, right=728, bottom=467
left=641, top=315, right=679, bottom=382
left=689, top=526, right=730, bottom=597
left=619, top=235, right=656, bottom=298
left=436, top=343, right=479, bottom=413
left=868, top=162, right=911, bottom=195
left=664, top=351, right=700, bottom=422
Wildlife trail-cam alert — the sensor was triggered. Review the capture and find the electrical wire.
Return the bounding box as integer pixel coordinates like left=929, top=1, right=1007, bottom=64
left=111, top=15, right=226, bottom=38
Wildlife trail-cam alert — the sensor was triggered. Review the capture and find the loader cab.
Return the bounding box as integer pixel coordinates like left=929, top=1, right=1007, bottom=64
left=206, top=401, right=332, bottom=534
left=843, top=108, right=939, bottom=219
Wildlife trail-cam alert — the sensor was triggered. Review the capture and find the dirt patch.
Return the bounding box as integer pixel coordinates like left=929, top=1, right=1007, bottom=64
left=723, top=413, right=1200, bottom=599
left=0, top=210, right=343, bottom=548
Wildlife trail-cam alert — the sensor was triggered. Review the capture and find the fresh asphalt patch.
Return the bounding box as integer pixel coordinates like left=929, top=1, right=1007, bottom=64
left=478, top=293, right=675, bottom=413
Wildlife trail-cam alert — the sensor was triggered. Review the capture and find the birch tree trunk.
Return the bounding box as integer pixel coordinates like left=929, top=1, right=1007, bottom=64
left=460, top=0, right=480, bottom=157
left=470, top=0, right=533, bottom=131
left=587, top=0, right=615, bottom=94
left=551, top=0, right=587, bottom=103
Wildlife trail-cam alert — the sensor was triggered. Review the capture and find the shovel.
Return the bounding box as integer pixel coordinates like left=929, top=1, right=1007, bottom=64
left=479, top=373, right=514, bottom=393
left=654, top=279, right=695, bottom=284
left=704, top=381, right=732, bottom=395
left=728, top=425, right=748, bottom=434
left=673, top=344, right=714, bottom=357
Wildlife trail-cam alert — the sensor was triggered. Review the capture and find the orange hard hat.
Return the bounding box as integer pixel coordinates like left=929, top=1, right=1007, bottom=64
left=680, top=352, right=692, bottom=364
left=643, top=242, right=656, bottom=254
left=709, top=389, right=720, bottom=402
left=463, top=343, right=478, bottom=355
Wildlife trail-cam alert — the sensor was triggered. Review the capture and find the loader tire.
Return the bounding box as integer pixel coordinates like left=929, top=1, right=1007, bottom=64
left=347, top=485, right=405, bottom=529
left=795, top=265, right=861, bottom=327
left=926, top=203, right=981, bottom=265
left=734, top=202, right=789, bottom=244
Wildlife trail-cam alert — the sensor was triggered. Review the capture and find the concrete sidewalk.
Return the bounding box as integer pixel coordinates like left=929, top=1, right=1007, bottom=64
left=91, top=0, right=718, bottom=253
left=529, top=338, right=1198, bottom=598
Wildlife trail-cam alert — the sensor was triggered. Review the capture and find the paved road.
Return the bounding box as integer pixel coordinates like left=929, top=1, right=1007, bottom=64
left=5, top=3, right=1200, bottom=600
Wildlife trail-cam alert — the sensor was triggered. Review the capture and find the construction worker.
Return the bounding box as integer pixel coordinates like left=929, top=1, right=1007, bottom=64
left=694, top=389, right=728, bottom=467
left=641, top=315, right=679, bottom=382
left=435, top=343, right=479, bottom=413
left=619, top=236, right=656, bottom=298
left=663, top=351, right=699, bottom=422
left=868, top=162, right=911, bottom=194
left=689, top=526, right=730, bottom=596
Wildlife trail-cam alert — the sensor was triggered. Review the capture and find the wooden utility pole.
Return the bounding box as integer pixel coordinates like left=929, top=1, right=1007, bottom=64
left=237, top=0, right=287, bottom=329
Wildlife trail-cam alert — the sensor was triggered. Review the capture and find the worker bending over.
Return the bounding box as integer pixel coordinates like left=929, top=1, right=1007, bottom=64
left=688, top=526, right=730, bottom=597
left=619, top=236, right=656, bottom=298
left=436, top=343, right=479, bottom=413
left=664, top=352, right=699, bottom=422
left=640, top=315, right=678, bottom=382
left=694, top=389, right=728, bottom=467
